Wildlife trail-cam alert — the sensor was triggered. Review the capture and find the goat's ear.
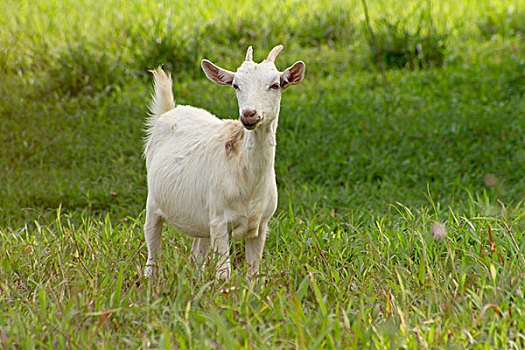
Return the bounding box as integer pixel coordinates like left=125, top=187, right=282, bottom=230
left=201, top=60, right=235, bottom=86
left=280, top=61, right=305, bottom=89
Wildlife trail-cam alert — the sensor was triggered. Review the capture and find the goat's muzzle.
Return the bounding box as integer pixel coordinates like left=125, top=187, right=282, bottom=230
left=240, top=109, right=263, bottom=130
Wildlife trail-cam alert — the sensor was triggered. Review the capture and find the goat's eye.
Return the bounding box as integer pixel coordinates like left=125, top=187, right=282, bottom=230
left=269, top=83, right=280, bottom=90
left=232, top=83, right=239, bottom=90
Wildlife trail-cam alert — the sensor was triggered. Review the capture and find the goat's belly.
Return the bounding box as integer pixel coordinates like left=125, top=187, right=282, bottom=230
left=154, top=204, right=210, bottom=237
left=167, top=217, right=210, bottom=238
left=149, top=180, right=211, bottom=238
left=153, top=191, right=211, bottom=237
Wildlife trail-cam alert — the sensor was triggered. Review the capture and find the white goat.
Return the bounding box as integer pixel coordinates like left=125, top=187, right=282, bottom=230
left=143, top=45, right=305, bottom=280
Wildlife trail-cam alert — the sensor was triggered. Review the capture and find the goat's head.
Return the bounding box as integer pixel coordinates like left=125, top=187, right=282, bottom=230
left=201, top=45, right=305, bottom=130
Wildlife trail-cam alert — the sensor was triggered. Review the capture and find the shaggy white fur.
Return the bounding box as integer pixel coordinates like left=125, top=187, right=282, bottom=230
left=143, top=45, right=305, bottom=280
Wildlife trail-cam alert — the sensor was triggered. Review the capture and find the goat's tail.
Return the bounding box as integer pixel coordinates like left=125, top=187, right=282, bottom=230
left=144, top=67, right=176, bottom=157
left=149, top=66, right=176, bottom=119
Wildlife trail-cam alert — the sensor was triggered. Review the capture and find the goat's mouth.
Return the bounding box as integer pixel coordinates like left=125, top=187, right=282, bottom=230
left=240, top=116, right=263, bottom=130
left=242, top=122, right=258, bottom=130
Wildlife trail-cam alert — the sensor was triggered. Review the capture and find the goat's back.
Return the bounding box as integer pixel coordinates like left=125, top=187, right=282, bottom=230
left=145, top=105, right=221, bottom=156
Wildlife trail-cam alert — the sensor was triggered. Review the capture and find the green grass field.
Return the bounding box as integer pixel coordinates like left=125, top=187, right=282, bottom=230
left=1, top=0, right=525, bottom=348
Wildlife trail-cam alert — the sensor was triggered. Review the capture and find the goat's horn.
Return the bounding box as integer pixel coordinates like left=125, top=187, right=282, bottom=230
left=245, top=46, right=253, bottom=61
left=266, top=45, right=283, bottom=62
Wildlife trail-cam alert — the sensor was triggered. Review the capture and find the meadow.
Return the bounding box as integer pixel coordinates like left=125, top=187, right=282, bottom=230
left=1, top=0, right=525, bottom=348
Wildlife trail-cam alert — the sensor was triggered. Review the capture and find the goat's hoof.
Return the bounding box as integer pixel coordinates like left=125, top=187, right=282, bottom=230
left=216, top=268, right=231, bottom=282
left=144, top=265, right=157, bottom=278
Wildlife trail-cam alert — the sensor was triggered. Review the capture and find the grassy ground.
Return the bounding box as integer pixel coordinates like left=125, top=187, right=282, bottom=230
left=1, top=0, right=525, bottom=348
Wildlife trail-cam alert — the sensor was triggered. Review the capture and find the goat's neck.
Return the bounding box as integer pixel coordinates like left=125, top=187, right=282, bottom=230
left=243, top=117, right=278, bottom=173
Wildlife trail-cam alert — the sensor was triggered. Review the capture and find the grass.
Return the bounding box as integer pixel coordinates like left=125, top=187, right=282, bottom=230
left=2, top=198, right=524, bottom=348
left=1, top=0, right=525, bottom=348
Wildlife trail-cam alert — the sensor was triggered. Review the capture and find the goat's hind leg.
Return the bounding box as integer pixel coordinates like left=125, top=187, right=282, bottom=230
left=144, top=200, right=164, bottom=277
left=190, top=238, right=210, bottom=272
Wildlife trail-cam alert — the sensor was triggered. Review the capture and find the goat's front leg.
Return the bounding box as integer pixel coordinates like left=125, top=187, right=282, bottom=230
left=246, top=219, right=269, bottom=277
left=210, top=221, right=231, bottom=281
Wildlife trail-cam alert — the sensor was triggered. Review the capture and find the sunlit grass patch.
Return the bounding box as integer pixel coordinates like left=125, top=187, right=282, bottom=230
left=478, top=6, right=525, bottom=39
left=46, top=43, right=131, bottom=97
left=1, top=198, right=524, bottom=347
left=370, top=16, right=447, bottom=70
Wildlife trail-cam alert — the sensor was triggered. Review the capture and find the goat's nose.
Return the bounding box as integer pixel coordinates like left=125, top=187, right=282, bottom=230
left=240, top=109, right=262, bottom=130
left=241, top=109, right=257, bottom=119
